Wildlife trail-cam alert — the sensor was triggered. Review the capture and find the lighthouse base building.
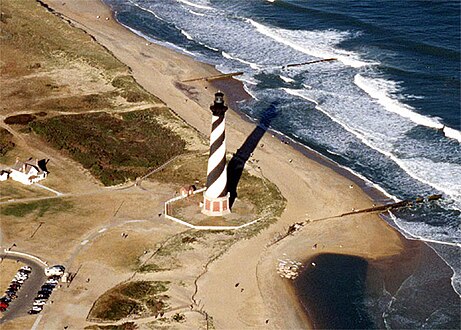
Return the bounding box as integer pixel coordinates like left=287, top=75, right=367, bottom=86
left=202, top=193, right=230, bottom=216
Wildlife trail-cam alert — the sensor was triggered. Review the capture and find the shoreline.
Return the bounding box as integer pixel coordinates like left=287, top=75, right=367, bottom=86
left=38, top=1, right=454, bottom=329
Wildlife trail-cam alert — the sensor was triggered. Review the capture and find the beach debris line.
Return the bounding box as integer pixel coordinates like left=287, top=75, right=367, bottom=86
left=269, top=222, right=304, bottom=246
left=181, top=71, right=244, bottom=83
left=282, top=58, right=337, bottom=69
left=277, top=258, right=303, bottom=279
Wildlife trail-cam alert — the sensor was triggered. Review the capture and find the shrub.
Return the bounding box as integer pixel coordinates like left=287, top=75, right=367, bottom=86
left=4, top=114, right=36, bottom=125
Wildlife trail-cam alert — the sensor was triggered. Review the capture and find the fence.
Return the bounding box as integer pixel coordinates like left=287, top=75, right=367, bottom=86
left=164, top=188, right=264, bottom=231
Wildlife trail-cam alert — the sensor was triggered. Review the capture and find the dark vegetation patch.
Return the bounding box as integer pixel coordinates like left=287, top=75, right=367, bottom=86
left=29, top=110, right=186, bottom=185
left=0, top=198, right=73, bottom=218
left=4, top=114, right=36, bottom=125
left=0, top=128, right=15, bottom=157
left=85, top=323, right=138, bottom=330
left=88, top=281, right=170, bottom=322
left=137, top=263, right=167, bottom=273
left=120, top=281, right=168, bottom=300
left=31, top=93, right=113, bottom=112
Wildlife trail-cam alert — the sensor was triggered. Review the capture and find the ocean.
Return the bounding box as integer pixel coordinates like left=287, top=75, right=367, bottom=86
left=103, top=0, right=460, bottom=328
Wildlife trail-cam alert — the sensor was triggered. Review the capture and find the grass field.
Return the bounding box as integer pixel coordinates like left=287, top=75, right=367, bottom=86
left=0, top=198, right=73, bottom=218
left=88, top=281, right=170, bottom=322
left=0, top=128, right=15, bottom=160
left=29, top=110, right=186, bottom=186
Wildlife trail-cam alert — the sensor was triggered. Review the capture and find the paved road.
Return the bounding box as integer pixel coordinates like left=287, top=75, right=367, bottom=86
left=0, top=254, right=47, bottom=324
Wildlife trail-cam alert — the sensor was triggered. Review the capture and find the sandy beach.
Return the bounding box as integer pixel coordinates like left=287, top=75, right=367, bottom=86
left=5, top=0, right=430, bottom=328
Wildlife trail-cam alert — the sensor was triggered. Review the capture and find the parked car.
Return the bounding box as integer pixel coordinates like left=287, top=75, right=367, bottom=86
left=0, top=302, right=8, bottom=309
left=28, top=309, right=40, bottom=314
left=48, top=275, right=61, bottom=280
left=1, top=296, right=11, bottom=303
left=20, top=266, right=32, bottom=272
left=46, top=279, right=59, bottom=285
left=33, top=300, right=46, bottom=306
left=30, top=305, right=43, bottom=313
left=5, top=292, right=17, bottom=299
left=9, top=283, right=21, bottom=289
left=14, top=275, right=27, bottom=281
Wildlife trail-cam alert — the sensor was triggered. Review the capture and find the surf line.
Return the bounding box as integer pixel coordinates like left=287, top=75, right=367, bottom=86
left=387, top=211, right=461, bottom=248
left=282, top=58, right=337, bottom=69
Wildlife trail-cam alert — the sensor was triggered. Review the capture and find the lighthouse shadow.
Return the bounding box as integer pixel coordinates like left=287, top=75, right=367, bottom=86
left=227, top=102, right=279, bottom=207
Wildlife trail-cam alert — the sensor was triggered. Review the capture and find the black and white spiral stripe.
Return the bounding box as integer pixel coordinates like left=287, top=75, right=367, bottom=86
left=206, top=114, right=228, bottom=198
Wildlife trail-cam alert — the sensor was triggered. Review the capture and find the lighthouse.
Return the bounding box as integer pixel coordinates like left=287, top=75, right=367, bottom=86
left=202, top=91, right=231, bottom=216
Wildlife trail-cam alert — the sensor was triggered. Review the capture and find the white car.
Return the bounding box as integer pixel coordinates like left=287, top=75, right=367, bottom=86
left=15, top=273, right=28, bottom=280
left=45, top=280, right=58, bottom=286
left=44, top=265, right=65, bottom=277
left=33, top=300, right=46, bottom=306
left=20, top=266, right=32, bottom=272
left=31, top=305, right=43, bottom=311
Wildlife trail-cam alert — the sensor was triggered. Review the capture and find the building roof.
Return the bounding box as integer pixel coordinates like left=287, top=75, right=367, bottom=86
left=11, top=157, right=49, bottom=174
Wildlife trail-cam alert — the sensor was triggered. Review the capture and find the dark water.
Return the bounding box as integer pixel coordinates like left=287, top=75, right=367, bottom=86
left=296, top=245, right=461, bottom=329
left=103, top=0, right=461, bottom=327
left=295, top=254, right=374, bottom=329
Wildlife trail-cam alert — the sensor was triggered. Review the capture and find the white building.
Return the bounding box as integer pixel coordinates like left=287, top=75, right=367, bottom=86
left=9, top=158, right=49, bottom=185
left=0, top=170, right=10, bottom=181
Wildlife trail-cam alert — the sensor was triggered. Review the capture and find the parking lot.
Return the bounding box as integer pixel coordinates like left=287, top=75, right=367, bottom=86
left=0, top=255, right=47, bottom=324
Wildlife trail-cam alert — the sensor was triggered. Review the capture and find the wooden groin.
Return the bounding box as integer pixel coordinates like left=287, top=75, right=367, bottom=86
left=282, top=58, right=337, bottom=69
left=181, top=72, right=244, bottom=83
left=340, top=194, right=442, bottom=217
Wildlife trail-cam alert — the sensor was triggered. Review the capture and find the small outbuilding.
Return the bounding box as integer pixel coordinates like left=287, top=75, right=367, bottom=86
left=179, top=185, right=196, bottom=197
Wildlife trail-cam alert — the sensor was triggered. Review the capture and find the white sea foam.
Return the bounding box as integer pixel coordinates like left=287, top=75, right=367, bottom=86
left=247, top=18, right=374, bottom=68
left=237, top=76, right=259, bottom=85
left=355, top=74, right=461, bottom=143
left=261, top=115, right=399, bottom=201
left=180, top=29, right=194, bottom=40
left=187, top=9, right=206, bottom=16
left=283, top=88, right=461, bottom=207
left=444, top=126, right=461, bottom=143
left=242, top=84, right=259, bottom=100
left=355, top=74, right=443, bottom=129
left=279, top=75, right=295, bottom=83
left=127, top=0, right=166, bottom=22
left=175, top=0, right=213, bottom=10
left=222, top=51, right=261, bottom=70
left=121, top=23, right=196, bottom=57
